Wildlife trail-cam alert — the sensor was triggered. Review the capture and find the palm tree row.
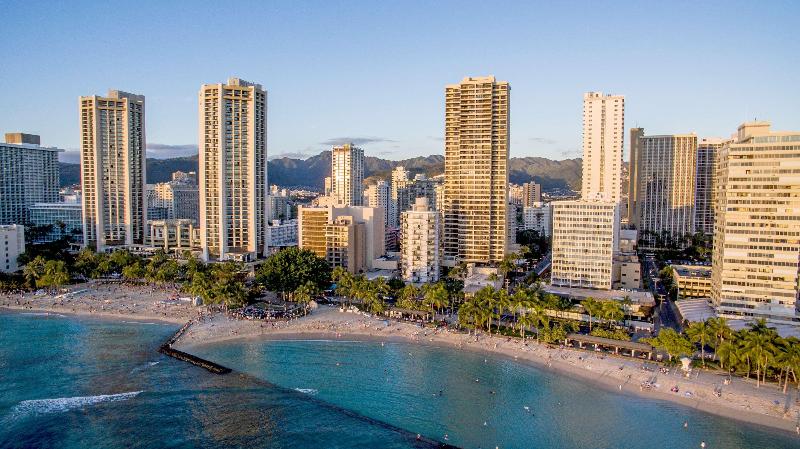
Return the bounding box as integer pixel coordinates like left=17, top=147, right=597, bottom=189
left=646, top=317, right=800, bottom=391
left=331, top=267, right=390, bottom=315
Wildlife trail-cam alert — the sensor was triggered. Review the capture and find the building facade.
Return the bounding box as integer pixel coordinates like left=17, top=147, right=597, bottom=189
left=443, top=76, right=509, bottom=265
left=551, top=201, right=619, bottom=289
left=364, top=180, right=389, bottom=233
left=400, top=197, right=440, bottom=283
left=146, top=181, right=199, bottom=223
left=522, top=181, right=541, bottom=206
left=80, top=90, right=146, bottom=251
left=0, top=134, right=61, bottom=225
left=198, top=78, right=268, bottom=262
left=331, top=143, right=364, bottom=207
left=28, top=201, right=83, bottom=243
left=693, top=137, right=727, bottom=236
left=581, top=92, right=624, bottom=203
left=390, top=166, right=411, bottom=227
left=0, top=225, right=25, bottom=273
left=146, top=219, right=198, bottom=252
left=266, top=219, right=298, bottom=251
left=636, top=133, right=698, bottom=245
left=521, top=203, right=552, bottom=236
left=711, top=122, right=800, bottom=325
left=627, top=127, right=644, bottom=224
left=298, top=205, right=385, bottom=271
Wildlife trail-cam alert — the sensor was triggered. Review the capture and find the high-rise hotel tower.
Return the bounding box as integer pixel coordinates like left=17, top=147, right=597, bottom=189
left=199, top=78, right=268, bottom=262
left=331, top=143, right=364, bottom=206
left=711, top=122, right=800, bottom=326
left=581, top=92, right=624, bottom=203
left=79, top=90, right=146, bottom=251
left=443, top=76, right=509, bottom=265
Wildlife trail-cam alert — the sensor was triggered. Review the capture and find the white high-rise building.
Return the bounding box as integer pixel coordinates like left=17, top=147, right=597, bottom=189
left=390, top=166, right=411, bottom=227
left=401, top=197, right=440, bottom=283
left=711, top=122, right=800, bottom=326
left=0, top=133, right=61, bottom=225
left=581, top=92, right=624, bottom=203
left=331, top=143, right=364, bottom=206
left=198, top=78, right=268, bottom=262
left=551, top=201, right=619, bottom=289
left=636, top=133, right=698, bottom=245
left=443, top=76, right=509, bottom=265
left=522, top=203, right=552, bottom=237
left=79, top=90, right=146, bottom=251
left=0, top=225, right=25, bottom=273
left=364, top=180, right=389, bottom=232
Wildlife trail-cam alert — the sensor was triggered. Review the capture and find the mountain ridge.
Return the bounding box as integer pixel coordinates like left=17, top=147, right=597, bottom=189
left=59, top=151, right=583, bottom=192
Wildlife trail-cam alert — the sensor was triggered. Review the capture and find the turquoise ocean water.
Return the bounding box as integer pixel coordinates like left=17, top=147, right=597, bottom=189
left=1, top=311, right=798, bottom=448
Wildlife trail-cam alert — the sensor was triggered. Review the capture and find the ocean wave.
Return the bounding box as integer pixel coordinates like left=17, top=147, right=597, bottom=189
left=149, top=361, right=160, bottom=366
left=294, top=388, right=318, bottom=395
left=5, top=391, right=143, bottom=421
left=20, top=312, right=67, bottom=318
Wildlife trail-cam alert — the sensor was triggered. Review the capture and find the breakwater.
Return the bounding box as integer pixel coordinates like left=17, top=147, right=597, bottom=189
left=158, top=320, right=232, bottom=374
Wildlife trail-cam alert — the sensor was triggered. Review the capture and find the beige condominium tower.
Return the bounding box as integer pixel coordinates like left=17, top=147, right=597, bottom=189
left=331, top=143, right=364, bottom=206
left=635, top=133, right=698, bottom=246
left=711, top=121, right=800, bottom=326
left=581, top=92, right=624, bottom=203
left=198, top=77, right=268, bottom=262
left=443, top=76, right=509, bottom=266
left=79, top=90, right=146, bottom=251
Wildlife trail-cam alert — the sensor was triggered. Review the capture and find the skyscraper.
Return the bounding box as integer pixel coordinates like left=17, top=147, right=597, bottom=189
left=694, top=137, right=727, bottom=236
left=198, top=77, right=268, bottom=262
left=364, top=180, right=389, bottom=232
left=443, top=76, right=509, bottom=265
left=522, top=181, right=541, bottom=206
left=79, top=90, right=146, bottom=251
left=389, top=166, right=411, bottom=227
left=581, top=92, right=625, bottom=203
left=0, top=133, right=61, bottom=225
left=627, top=127, right=644, bottom=224
left=636, top=133, right=698, bottom=246
left=711, top=122, right=800, bottom=326
left=331, top=143, right=364, bottom=206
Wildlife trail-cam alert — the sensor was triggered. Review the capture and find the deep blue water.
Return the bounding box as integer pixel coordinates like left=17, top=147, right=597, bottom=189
left=1, top=312, right=798, bottom=449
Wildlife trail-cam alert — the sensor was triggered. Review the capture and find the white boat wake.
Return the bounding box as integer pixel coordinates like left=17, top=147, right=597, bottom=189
left=294, top=388, right=318, bottom=395
left=5, top=391, right=143, bottom=422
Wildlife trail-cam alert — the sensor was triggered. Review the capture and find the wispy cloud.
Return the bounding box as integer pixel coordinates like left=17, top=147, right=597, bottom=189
left=147, top=143, right=198, bottom=159
left=320, top=136, right=396, bottom=146
left=529, top=137, right=557, bottom=145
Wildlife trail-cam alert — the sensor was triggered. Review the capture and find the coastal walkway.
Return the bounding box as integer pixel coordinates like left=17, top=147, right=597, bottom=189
left=158, top=320, right=232, bottom=374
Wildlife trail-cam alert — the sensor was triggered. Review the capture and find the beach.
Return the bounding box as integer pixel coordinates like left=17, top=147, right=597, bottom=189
left=0, top=282, right=200, bottom=325
left=176, top=305, right=800, bottom=435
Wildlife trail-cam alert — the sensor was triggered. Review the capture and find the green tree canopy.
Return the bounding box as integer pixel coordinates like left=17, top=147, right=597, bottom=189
left=256, top=247, right=331, bottom=295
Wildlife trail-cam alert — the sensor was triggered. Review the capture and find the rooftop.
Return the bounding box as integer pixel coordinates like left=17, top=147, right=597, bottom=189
left=672, top=265, right=711, bottom=278
left=544, top=285, right=655, bottom=306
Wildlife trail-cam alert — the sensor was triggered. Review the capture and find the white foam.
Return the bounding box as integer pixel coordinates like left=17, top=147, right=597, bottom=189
left=294, top=388, right=318, bottom=395
left=7, top=391, right=142, bottom=421
left=149, top=361, right=160, bottom=366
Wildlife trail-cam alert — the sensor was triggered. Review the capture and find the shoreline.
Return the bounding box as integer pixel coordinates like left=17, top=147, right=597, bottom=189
left=0, top=305, right=183, bottom=326
left=175, top=307, right=800, bottom=436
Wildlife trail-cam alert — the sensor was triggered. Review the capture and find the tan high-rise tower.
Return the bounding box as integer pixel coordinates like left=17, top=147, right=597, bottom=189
left=79, top=90, right=146, bottom=251
left=198, top=78, right=268, bottom=262
left=582, top=92, right=624, bottom=203
left=711, top=122, right=800, bottom=325
left=331, top=143, right=364, bottom=206
left=443, top=76, right=509, bottom=265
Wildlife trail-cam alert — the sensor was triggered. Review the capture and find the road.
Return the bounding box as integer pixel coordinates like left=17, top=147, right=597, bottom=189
left=642, top=253, right=680, bottom=332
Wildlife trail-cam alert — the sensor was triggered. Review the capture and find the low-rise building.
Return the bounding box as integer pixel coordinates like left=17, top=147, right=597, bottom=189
left=0, top=224, right=25, bottom=273
left=613, top=253, right=641, bottom=290
left=266, top=219, right=298, bottom=252
left=146, top=220, right=198, bottom=253
left=672, top=264, right=712, bottom=298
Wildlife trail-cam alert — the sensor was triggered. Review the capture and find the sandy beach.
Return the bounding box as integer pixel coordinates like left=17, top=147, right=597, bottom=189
left=176, top=305, right=800, bottom=435
left=0, top=282, right=200, bottom=325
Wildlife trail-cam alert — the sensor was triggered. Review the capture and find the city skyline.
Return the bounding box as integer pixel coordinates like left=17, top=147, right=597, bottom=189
left=2, top=1, right=798, bottom=163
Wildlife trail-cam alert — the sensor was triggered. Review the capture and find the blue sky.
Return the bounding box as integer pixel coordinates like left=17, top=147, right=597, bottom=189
left=1, top=0, right=797, bottom=163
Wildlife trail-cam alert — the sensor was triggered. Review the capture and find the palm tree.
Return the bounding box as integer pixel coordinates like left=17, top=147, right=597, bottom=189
left=423, top=282, right=449, bottom=318
left=473, top=286, right=497, bottom=332
left=707, top=317, right=732, bottom=358
left=516, top=311, right=536, bottom=342
left=582, top=297, right=602, bottom=332
left=510, top=289, right=533, bottom=332
left=743, top=331, right=777, bottom=387
left=397, top=284, right=420, bottom=310
left=294, top=281, right=318, bottom=305
left=458, top=301, right=478, bottom=335
left=686, top=321, right=714, bottom=367
left=601, top=301, right=625, bottom=329
left=23, top=256, right=46, bottom=288
left=716, top=339, right=739, bottom=374
left=775, top=337, right=800, bottom=393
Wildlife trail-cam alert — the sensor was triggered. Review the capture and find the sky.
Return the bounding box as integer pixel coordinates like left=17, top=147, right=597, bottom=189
left=1, top=0, right=798, bottom=164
